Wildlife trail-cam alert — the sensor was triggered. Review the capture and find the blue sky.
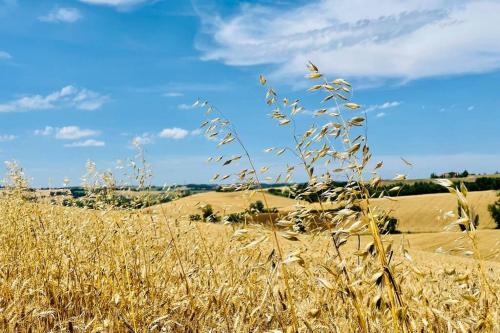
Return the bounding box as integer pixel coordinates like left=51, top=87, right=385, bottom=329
left=0, top=0, right=499, bottom=187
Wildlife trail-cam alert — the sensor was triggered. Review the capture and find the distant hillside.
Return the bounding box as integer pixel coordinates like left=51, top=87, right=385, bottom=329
left=381, top=173, right=500, bottom=185
left=268, top=175, right=500, bottom=202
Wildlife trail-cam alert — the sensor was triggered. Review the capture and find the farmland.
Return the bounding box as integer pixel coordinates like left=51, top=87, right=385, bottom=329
left=0, top=189, right=498, bottom=332
left=152, top=189, right=499, bottom=261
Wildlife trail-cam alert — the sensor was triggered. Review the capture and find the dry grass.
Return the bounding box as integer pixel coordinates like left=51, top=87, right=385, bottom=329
left=370, top=190, right=498, bottom=231
left=0, top=197, right=498, bottom=332
left=383, top=230, right=500, bottom=262
left=149, top=190, right=299, bottom=217
left=154, top=190, right=498, bottom=232
left=151, top=189, right=500, bottom=262
left=310, top=190, right=498, bottom=232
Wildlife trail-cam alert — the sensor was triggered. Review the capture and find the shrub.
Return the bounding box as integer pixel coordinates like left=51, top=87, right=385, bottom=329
left=249, top=200, right=265, bottom=213
left=70, top=187, right=86, bottom=198
left=379, top=217, right=399, bottom=234
left=488, top=194, right=500, bottom=229
left=200, top=204, right=219, bottom=222
left=224, top=213, right=243, bottom=223
left=189, top=214, right=201, bottom=222
left=248, top=200, right=278, bottom=213
left=457, top=201, right=479, bottom=231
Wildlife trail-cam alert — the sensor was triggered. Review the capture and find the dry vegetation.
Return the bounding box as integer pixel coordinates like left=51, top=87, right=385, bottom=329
left=0, top=65, right=498, bottom=332
left=0, top=195, right=498, bottom=332
left=148, top=190, right=299, bottom=217
left=153, top=189, right=500, bottom=262
left=155, top=189, right=498, bottom=232
left=317, top=190, right=498, bottom=232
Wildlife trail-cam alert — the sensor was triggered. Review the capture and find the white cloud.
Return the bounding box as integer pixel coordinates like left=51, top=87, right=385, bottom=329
left=0, top=51, right=11, bottom=60
left=39, top=7, right=82, bottom=23
left=131, top=133, right=154, bottom=146
left=365, top=101, right=401, bottom=113
left=159, top=127, right=189, bottom=139
left=200, top=0, right=500, bottom=82
left=34, top=126, right=102, bottom=147
left=467, top=105, right=475, bottom=111
left=0, top=134, right=16, bottom=142
left=71, top=88, right=108, bottom=110
left=131, top=128, right=200, bottom=146
left=34, top=126, right=54, bottom=136
left=0, top=85, right=108, bottom=112
left=78, top=0, right=151, bottom=9
left=64, top=139, right=105, bottom=148
left=163, top=92, right=183, bottom=97
left=375, top=112, right=386, bottom=118
left=55, top=126, right=100, bottom=140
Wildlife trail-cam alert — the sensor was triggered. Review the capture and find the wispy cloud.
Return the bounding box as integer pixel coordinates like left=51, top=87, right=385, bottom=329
left=131, top=128, right=201, bottom=146
left=376, top=112, right=386, bottom=118
left=34, top=126, right=55, bottom=136
left=39, top=7, right=82, bottom=23
left=64, top=139, right=105, bottom=148
left=0, top=85, right=108, bottom=112
left=0, top=134, right=16, bottom=142
left=55, top=126, right=100, bottom=140
left=131, top=133, right=154, bottom=146
left=35, top=126, right=100, bottom=141
left=199, top=1, right=500, bottom=82
left=0, top=51, right=11, bottom=60
left=34, top=125, right=104, bottom=147
left=467, top=105, right=475, bottom=111
left=159, top=127, right=189, bottom=139
left=365, top=101, right=400, bottom=113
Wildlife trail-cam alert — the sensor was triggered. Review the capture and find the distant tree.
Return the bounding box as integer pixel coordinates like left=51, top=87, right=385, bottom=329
left=430, top=172, right=438, bottom=179
left=461, top=170, right=469, bottom=177
left=488, top=193, right=500, bottom=229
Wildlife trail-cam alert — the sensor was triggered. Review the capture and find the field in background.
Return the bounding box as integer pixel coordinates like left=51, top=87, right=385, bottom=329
left=380, top=173, right=500, bottom=185
left=148, top=189, right=499, bottom=263
left=153, top=189, right=498, bottom=231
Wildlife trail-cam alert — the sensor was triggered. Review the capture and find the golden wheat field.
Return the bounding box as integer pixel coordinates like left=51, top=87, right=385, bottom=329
left=152, top=189, right=500, bottom=261
left=327, top=190, right=499, bottom=232
left=0, top=186, right=498, bottom=332
left=154, top=190, right=498, bottom=231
